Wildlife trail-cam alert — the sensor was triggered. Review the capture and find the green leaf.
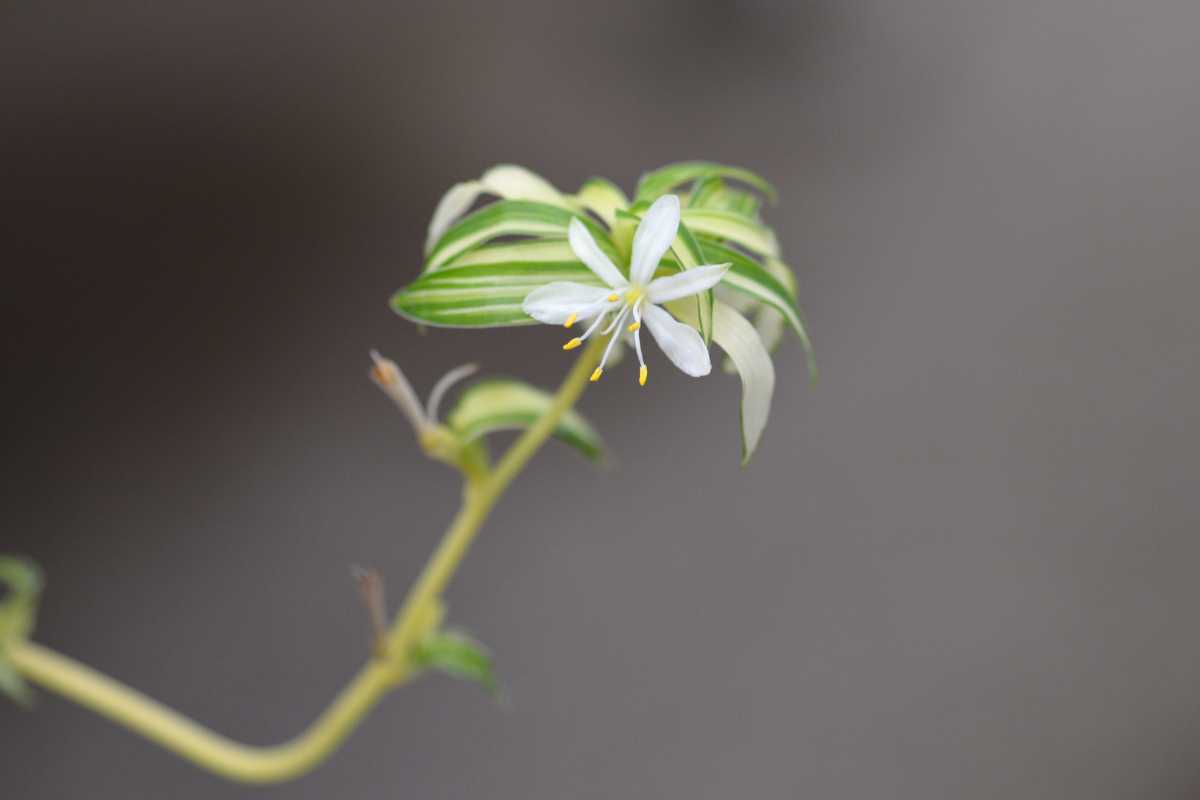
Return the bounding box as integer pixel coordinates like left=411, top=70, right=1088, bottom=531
left=0, top=557, right=41, bottom=644
left=411, top=629, right=498, bottom=696
left=636, top=161, right=777, bottom=205
left=425, top=200, right=618, bottom=274
left=442, top=238, right=577, bottom=269
left=392, top=259, right=605, bottom=328
left=671, top=301, right=776, bottom=464
left=681, top=208, right=780, bottom=258
left=575, top=177, right=629, bottom=227
left=697, top=240, right=816, bottom=380
left=445, top=379, right=605, bottom=462
left=426, top=200, right=575, bottom=272
left=0, top=661, right=32, bottom=708
left=0, top=556, right=42, bottom=708
left=424, top=165, right=575, bottom=254
left=688, top=177, right=762, bottom=218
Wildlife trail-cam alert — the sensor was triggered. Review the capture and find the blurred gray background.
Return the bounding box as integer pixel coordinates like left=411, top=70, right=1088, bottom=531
left=3, top=1, right=1200, bottom=797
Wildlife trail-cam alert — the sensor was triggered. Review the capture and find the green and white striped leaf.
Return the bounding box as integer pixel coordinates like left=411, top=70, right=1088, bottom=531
left=670, top=300, right=776, bottom=464
left=445, top=379, right=605, bottom=462
left=425, top=165, right=574, bottom=254
left=444, top=238, right=578, bottom=269
left=392, top=259, right=604, bottom=328
left=636, top=161, right=777, bottom=205
left=688, top=177, right=762, bottom=218
left=681, top=208, right=780, bottom=258
left=698, top=240, right=816, bottom=379
left=426, top=200, right=619, bottom=273
left=575, top=177, right=629, bottom=227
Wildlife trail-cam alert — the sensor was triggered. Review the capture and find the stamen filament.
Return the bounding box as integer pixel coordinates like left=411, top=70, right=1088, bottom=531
left=601, top=305, right=629, bottom=336
left=631, top=300, right=647, bottom=381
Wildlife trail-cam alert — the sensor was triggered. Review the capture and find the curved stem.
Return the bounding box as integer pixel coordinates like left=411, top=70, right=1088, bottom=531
left=7, top=336, right=607, bottom=783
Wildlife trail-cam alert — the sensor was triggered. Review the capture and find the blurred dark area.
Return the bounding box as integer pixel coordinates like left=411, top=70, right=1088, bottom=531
left=3, top=1, right=1200, bottom=797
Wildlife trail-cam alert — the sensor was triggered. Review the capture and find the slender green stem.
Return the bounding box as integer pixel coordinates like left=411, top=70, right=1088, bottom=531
left=7, top=336, right=607, bottom=784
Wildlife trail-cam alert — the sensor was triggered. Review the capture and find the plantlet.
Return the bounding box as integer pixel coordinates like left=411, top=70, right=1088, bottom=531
left=1, top=161, right=812, bottom=782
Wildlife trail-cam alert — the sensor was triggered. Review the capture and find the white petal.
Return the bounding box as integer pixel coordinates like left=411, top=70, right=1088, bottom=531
left=568, top=218, right=627, bottom=288
left=641, top=303, right=711, bottom=377
left=522, top=282, right=613, bottom=325
left=630, top=194, right=681, bottom=285
left=425, top=180, right=482, bottom=255
left=645, top=263, right=730, bottom=305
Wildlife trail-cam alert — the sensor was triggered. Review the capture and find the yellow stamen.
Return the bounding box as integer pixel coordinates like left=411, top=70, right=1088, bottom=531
left=564, top=312, right=577, bottom=328
left=639, top=365, right=648, bottom=386
left=627, top=321, right=641, bottom=333
left=563, top=338, right=583, bottom=351
left=590, top=367, right=603, bottom=382
left=606, top=293, right=620, bottom=302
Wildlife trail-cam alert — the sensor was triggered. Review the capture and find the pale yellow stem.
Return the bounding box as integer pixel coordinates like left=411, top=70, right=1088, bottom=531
left=7, top=335, right=607, bottom=784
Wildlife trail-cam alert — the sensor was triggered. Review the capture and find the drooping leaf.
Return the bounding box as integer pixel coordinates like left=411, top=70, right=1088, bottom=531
left=681, top=208, right=780, bottom=258
left=424, top=166, right=575, bottom=254
left=392, top=259, right=605, bottom=328
left=575, top=177, right=629, bottom=227
left=688, top=176, right=762, bottom=218
left=671, top=300, right=776, bottom=464
left=445, top=379, right=606, bottom=462
left=443, top=238, right=578, bottom=269
left=696, top=240, right=816, bottom=380
left=636, top=161, right=777, bottom=205
left=426, top=200, right=576, bottom=272
left=411, top=629, right=498, bottom=696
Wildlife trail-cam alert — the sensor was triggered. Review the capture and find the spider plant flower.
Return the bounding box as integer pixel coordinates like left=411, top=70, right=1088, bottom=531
left=521, top=195, right=729, bottom=386
left=392, top=161, right=815, bottom=462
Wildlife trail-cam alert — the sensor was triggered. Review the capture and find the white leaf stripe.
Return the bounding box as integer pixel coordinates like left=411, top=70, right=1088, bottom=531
left=426, top=200, right=619, bottom=273
left=696, top=239, right=814, bottom=374
left=681, top=208, right=780, bottom=257
left=574, top=177, right=628, bottom=227
left=392, top=262, right=605, bottom=328
left=669, top=299, right=776, bottom=464
left=636, top=161, right=777, bottom=204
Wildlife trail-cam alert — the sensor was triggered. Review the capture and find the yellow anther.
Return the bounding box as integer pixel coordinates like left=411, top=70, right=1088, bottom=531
left=606, top=293, right=620, bottom=302
left=590, top=367, right=603, bottom=382
left=627, top=321, right=641, bottom=333
left=639, top=365, right=648, bottom=386
left=563, top=338, right=583, bottom=351
left=564, top=312, right=577, bottom=328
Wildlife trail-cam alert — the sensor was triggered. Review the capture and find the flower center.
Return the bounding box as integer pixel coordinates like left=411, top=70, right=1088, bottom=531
left=624, top=284, right=646, bottom=306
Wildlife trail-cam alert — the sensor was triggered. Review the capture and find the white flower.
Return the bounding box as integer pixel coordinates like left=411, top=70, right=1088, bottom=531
left=521, top=195, right=730, bottom=385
